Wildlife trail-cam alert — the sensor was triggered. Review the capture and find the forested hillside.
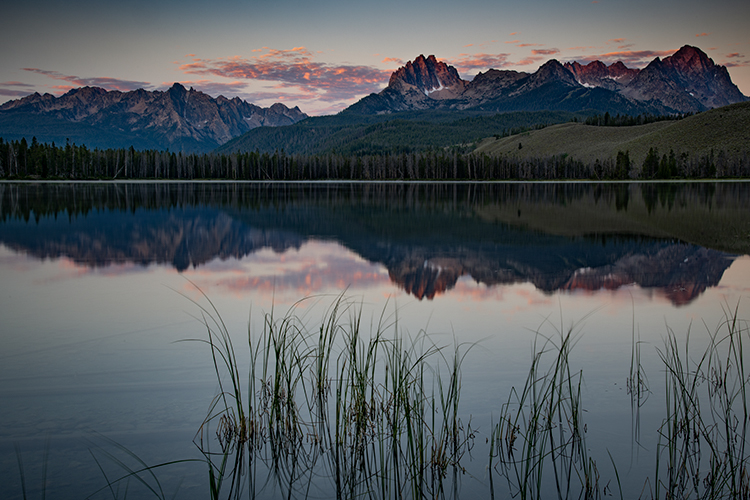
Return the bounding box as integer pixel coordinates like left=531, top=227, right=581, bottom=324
left=216, top=110, right=592, bottom=155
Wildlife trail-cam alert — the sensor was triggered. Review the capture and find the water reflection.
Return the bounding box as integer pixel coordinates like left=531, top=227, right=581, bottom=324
left=0, top=182, right=746, bottom=305
left=1, top=181, right=749, bottom=499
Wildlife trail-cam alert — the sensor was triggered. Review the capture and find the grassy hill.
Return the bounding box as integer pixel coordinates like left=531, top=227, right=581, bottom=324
left=474, top=101, right=750, bottom=166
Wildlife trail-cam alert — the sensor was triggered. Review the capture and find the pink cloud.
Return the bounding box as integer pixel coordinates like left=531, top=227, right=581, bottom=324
left=516, top=56, right=545, bottom=66
left=1, top=81, right=34, bottom=87
left=179, top=47, right=390, bottom=102
left=0, top=89, right=32, bottom=97
left=531, top=49, right=560, bottom=56
left=382, top=57, right=405, bottom=66
left=185, top=244, right=391, bottom=297
left=445, top=53, right=512, bottom=72
left=726, top=53, right=744, bottom=58
left=22, top=68, right=152, bottom=92
left=517, top=43, right=543, bottom=48
left=570, top=49, right=676, bottom=67
left=696, top=32, right=711, bottom=37
left=0, top=81, right=36, bottom=97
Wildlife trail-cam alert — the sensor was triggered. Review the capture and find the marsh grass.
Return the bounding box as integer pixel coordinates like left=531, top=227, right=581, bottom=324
left=189, top=291, right=475, bottom=499
left=628, top=302, right=651, bottom=451
left=649, top=302, right=750, bottom=500
left=81, top=290, right=748, bottom=500
left=488, top=314, right=605, bottom=500
left=14, top=440, right=49, bottom=500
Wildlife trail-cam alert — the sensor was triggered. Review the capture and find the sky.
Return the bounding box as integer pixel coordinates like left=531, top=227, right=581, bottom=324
left=1, top=0, right=748, bottom=116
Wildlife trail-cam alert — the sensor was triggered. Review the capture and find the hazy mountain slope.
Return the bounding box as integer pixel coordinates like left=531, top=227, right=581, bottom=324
left=0, top=84, right=307, bottom=152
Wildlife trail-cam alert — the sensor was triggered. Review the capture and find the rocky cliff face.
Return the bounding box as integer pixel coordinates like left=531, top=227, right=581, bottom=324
left=347, top=45, right=747, bottom=115
left=0, top=84, right=307, bottom=152
left=388, top=54, right=466, bottom=98
left=564, top=60, right=639, bottom=91
left=622, top=46, right=747, bottom=112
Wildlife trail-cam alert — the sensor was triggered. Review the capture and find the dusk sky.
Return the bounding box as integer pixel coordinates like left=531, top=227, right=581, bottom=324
left=2, top=0, right=748, bottom=115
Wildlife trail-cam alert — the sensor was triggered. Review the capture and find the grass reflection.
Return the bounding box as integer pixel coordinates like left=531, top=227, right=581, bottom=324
left=94, top=291, right=748, bottom=500
left=188, top=289, right=474, bottom=499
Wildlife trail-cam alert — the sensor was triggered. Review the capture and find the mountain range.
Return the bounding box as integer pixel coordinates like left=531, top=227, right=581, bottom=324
left=346, top=45, right=747, bottom=115
left=0, top=45, right=746, bottom=154
left=0, top=83, right=307, bottom=152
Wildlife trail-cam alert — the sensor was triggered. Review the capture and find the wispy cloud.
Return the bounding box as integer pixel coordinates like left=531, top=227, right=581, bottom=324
left=723, top=53, right=749, bottom=68
left=445, top=53, right=511, bottom=73
left=695, top=32, right=711, bottom=37
left=1, top=81, right=35, bottom=87
left=531, top=49, right=560, bottom=56
left=569, top=49, right=675, bottom=67
left=179, top=47, right=390, bottom=103
left=605, top=38, right=634, bottom=50
left=21, top=69, right=151, bottom=92
left=0, top=81, right=36, bottom=97
left=381, top=57, right=405, bottom=66
left=516, top=56, right=546, bottom=66
left=567, top=46, right=596, bottom=52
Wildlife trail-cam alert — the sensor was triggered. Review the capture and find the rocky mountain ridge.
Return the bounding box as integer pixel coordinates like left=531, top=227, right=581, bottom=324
left=0, top=83, right=307, bottom=152
left=347, top=45, right=747, bottom=115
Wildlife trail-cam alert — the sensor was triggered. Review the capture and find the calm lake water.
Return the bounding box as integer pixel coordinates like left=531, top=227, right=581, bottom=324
left=0, top=181, right=748, bottom=499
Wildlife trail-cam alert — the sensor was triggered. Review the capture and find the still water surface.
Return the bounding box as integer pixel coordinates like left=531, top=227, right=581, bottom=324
left=0, top=181, right=748, bottom=499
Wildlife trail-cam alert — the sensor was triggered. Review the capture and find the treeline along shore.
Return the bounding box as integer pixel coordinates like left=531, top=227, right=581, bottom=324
left=1, top=136, right=748, bottom=181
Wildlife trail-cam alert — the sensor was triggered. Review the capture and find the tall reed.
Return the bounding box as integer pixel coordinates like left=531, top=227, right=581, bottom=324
left=489, top=316, right=603, bottom=500
left=651, top=302, right=750, bottom=499
left=82, top=292, right=748, bottom=500
left=192, top=292, right=474, bottom=499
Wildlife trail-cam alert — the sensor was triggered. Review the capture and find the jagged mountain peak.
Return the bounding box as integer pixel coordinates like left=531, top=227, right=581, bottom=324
left=534, top=59, right=576, bottom=82
left=564, top=59, right=639, bottom=89
left=388, top=54, right=464, bottom=96
left=666, top=45, right=712, bottom=69
left=644, top=45, right=716, bottom=75
left=627, top=44, right=747, bottom=111
left=513, top=59, right=579, bottom=94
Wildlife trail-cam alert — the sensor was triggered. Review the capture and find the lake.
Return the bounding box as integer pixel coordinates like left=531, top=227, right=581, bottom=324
left=1, top=181, right=749, bottom=499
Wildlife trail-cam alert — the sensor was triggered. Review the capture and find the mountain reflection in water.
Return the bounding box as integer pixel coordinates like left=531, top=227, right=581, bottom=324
left=1, top=181, right=746, bottom=306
